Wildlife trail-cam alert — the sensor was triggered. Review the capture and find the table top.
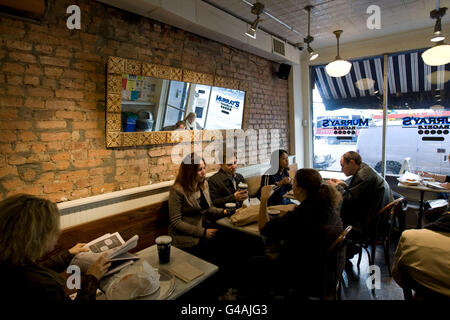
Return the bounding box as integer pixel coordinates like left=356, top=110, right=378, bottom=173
left=98, top=245, right=218, bottom=300
left=216, top=217, right=261, bottom=237
left=397, top=182, right=450, bottom=193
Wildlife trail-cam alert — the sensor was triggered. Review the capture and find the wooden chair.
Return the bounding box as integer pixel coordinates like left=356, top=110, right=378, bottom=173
left=322, top=225, right=353, bottom=300
left=355, top=197, right=407, bottom=276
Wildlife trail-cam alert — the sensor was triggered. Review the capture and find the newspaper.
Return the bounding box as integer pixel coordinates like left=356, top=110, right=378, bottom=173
left=70, top=233, right=139, bottom=277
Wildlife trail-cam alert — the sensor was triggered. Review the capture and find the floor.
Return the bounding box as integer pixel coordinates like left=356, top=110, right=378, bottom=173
left=341, top=243, right=405, bottom=300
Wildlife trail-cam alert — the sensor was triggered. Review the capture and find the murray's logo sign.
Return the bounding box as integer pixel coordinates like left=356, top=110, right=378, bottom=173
left=402, top=116, right=450, bottom=135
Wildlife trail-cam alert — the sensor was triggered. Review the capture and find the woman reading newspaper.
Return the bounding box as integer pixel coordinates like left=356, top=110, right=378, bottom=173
left=0, top=194, right=111, bottom=301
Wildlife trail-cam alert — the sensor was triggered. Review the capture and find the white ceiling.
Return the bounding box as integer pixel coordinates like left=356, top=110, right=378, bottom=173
left=207, top=0, right=450, bottom=48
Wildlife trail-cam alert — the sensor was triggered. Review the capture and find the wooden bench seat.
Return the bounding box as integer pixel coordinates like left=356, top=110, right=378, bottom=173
left=39, top=201, right=169, bottom=263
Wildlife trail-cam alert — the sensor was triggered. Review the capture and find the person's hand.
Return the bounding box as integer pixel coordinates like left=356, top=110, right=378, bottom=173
left=68, top=243, right=89, bottom=255
left=442, top=182, right=450, bottom=189
left=205, top=228, right=218, bottom=239
left=279, top=177, right=292, bottom=186
left=86, top=254, right=111, bottom=280
left=260, top=185, right=275, bottom=200
left=234, top=190, right=248, bottom=202
left=327, top=178, right=345, bottom=188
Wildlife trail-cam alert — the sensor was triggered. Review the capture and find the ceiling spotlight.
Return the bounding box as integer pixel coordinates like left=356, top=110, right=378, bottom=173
left=245, top=2, right=264, bottom=39
left=307, top=46, right=318, bottom=61
left=325, top=30, right=352, bottom=77
left=304, top=5, right=318, bottom=61
left=422, top=5, right=450, bottom=66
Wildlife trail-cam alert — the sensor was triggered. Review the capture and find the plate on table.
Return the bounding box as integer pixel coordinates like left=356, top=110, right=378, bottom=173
left=97, top=268, right=176, bottom=300
left=135, top=268, right=176, bottom=300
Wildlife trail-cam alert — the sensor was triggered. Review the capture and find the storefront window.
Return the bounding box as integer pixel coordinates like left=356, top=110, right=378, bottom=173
left=312, top=49, right=450, bottom=176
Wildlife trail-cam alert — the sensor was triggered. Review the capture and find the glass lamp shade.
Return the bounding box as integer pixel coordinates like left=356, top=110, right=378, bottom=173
left=325, top=59, right=352, bottom=77
left=245, top=27, right=256, bottom=39
left=422, top=44, right=450, bottom=66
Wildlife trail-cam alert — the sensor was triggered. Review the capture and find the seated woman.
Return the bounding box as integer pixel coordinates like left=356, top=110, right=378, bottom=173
left=0, top=194, right=111, bottom=301
left=259, top=149, right=293, bottom=206
left=169, top=153, right=228, bottom=261
left=247, top=169, right=344, bottom=298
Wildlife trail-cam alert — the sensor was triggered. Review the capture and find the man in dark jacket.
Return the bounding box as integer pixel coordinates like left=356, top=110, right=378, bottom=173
left=327, top=151, right=392, bottom=260
left=208, top=153, right=248, bottom=208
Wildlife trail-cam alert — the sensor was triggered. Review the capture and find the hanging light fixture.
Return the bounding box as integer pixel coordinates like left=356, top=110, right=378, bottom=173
left=325, top=30, right=352, bottom=77
left=303, top=5, right=318, bottom=61
left=422, top=3, right=450, bottom=66
left=245, top=2, right=264, bottom=39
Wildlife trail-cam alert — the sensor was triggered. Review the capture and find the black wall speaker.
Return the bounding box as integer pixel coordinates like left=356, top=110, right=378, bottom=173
left=277, top=63, right=291, bottom=80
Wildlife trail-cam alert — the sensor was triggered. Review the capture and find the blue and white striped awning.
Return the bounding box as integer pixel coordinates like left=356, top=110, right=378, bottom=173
left=312, top=48, right=449, bottom=110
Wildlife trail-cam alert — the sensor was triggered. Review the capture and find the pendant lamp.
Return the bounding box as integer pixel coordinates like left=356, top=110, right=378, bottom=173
left=422, top=6, right=450, bottom=66
left=304, top=5, right=318, bottom=61
left=325, top=30, right=352, bottom=77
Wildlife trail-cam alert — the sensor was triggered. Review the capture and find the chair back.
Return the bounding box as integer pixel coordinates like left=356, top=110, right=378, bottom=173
left=374, top=197, right=405, bottom=241
left=322, top=225, right=352, bottom=299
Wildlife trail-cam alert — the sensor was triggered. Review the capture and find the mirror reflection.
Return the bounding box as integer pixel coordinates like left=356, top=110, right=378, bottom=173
left=120, top=74, right=246, bottom=132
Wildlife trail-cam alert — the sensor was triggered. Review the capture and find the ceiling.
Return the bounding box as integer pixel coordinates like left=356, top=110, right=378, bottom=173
left=206, top=0, right=450, bottom=48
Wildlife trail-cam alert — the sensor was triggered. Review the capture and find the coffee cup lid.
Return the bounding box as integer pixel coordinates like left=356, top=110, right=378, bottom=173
left=155, top=235, right=172, bottom=244
left=268, top=209, right=280, bottom=215
left=238, top=183, right=248, bottom=188
left=225, top=203, right=236, bottom=208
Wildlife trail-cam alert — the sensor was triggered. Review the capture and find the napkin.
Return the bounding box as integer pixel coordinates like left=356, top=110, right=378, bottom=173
left=169, top=262, right=204, bottom=283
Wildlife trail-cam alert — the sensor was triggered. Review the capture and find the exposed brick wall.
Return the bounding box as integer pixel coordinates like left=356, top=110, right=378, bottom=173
left=0, top=0, right=290, bottom=202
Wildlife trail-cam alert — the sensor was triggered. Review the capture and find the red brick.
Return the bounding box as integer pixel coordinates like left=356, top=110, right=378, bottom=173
left=34, top=44, right=53, bottom=55
left=56, top=161, right=70, bottom=170
left=89, top=166, right=113, bottom=176
left=24, top=76, right=40, bottom=86
left=2, top=63, right=25, bottom=74
left=42, top=162, right=57, bottom=171
left=58, top=170, right=89, bottom=182
left=7, top=186, right=41, bottom=198
left=9, top=52, right=36, bottom=63
left=61, top=69, right=86, bottom=80
left=0, top=96, right=22, bottom=107
left=88, top=149, right=112, bottom=159
left=73, top=121, right=97, bottom=129
left=27, top=87, right=53, bottom=97
left=73, top=159, right=103, bottom=168
left=36, top=172, right=54, bottom=183
left=20, top=169, right=36, bottom=181
left=31, top=143, right=46, bottom=153
left=55, top=89, right=83, bottom=99
left=44, top=67, right=63, bottom=77
left=84, top=129, right=103, bottom=139
left=55, top=48, right=72, bottom=58
left=0, top=167, right=18, bottom=178
left=0, top=144, right=13, bottom=153
left=46, top=141, right=63, bottom=151
left=2, top=178, right=24, bottom=190
left=51, top=152, right=70, bottom=161
left=36, top=121, right=66, bottom=129
left=0, top=132, right=17, bottom=142
left=39, top=56, right=70, bottom=67
left=55, top=111, right=83, bottom=120
left=70, top=188, right=89, bottom=199
left=92, top=183, right=115, bottom=195
left=43, top=182, right=73, bottom=194
left=40, top=132, right=71, bottom=141
left=7, top=85, right=24, bottom=96
left=46, top=100, right=76, bottom=110
left=6, top=40, right=33, bottom=51
left=24, top=97, right=45, bottom=109
left=25, top=65, right=43, bottom=75
left=18, top=132, right=37, bottom=141
left=0, top=121, right=32, bottom=130
left=6, top=75, right=23, bottom=85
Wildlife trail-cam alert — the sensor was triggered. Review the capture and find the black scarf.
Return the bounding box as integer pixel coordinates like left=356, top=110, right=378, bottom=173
left=424, top=213, right=450, bottom=233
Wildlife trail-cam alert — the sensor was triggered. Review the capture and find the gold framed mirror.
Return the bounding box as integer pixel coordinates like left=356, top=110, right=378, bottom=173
left=106, top=56, right=251, bottom=148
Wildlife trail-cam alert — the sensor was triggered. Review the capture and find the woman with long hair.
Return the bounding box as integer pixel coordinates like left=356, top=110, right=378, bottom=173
left=169, top=153, right=227, bottom=260
left=249, top=168, right=344, bottom=298
left=259, top=149, right=293, bottom=206
left=0, top=194, right=111, bottom=301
